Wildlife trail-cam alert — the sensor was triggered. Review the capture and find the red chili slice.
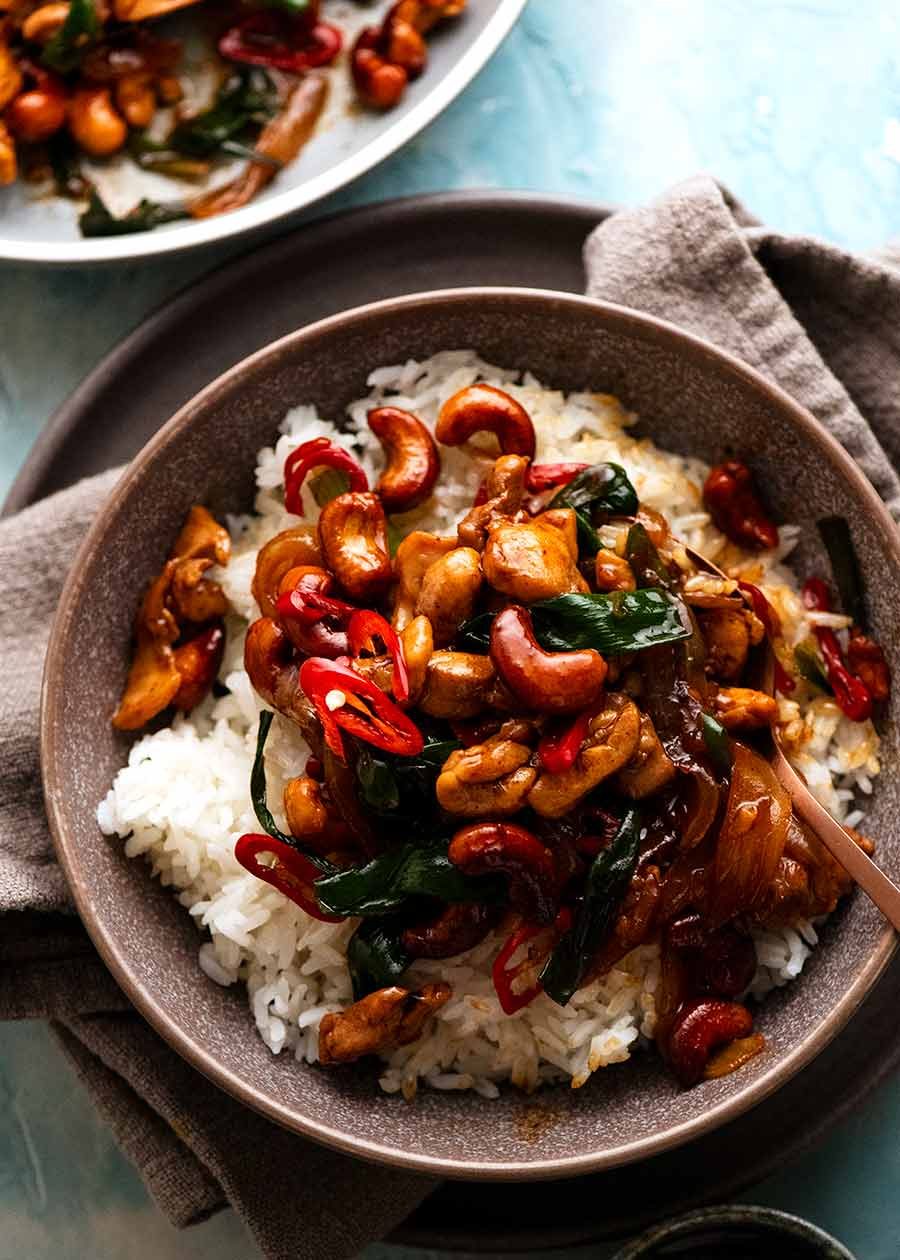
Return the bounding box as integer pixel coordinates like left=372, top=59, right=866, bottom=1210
left=537, top=706, right=597, bottom=775
left=347, top=608, right=410, bottom=704
left=283, top=438, right=368, bottom=516
left=802, top=578, right=872, bottom=722
left=219, top=14, right=342, bottom=74
left=525, top=462, right=589, bottom=492
left=492, top=909, right=573, bottom=1015
left=299, top=656, right=423, bottom=759
left=234, top=833, right=343, bottom=923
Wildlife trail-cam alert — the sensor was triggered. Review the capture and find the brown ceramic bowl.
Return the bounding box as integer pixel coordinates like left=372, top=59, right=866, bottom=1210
left=41, top=288, right=900, bottom=1180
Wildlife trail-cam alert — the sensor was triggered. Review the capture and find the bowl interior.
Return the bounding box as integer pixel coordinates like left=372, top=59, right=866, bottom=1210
left=43, top=289, right=900, bottom=1178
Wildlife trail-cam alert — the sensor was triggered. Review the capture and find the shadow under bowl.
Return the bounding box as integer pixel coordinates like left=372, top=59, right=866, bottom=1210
left=41, top=287, right=900, bottom=1180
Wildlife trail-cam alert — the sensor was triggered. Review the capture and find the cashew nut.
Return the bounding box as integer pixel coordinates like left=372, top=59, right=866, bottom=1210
left=448, top=821, right=557, bottom=923
left=252, top=525, right=322, bottom=617
left=400, top=614, right=433, bottom=703
left=482, top=516, right=587, bottom=602
left=275, top=564, right=350, bottom=658
left=367, top=405, right=440, bottom=512
left=490, top=604, right=607, bottom=713
left=351, top=34, right=409, bottom=108
left=283, top=774, right=355, bottom=858
left=418, top=650, right=497, bottom=719
left=69, top=86, right=127, bottom=157
left=115, top=72, right=156, bottom=129
left=318, top=491, right=392, bottom=602
left=243, top=617, right=322, bottom=749
left=21, top=3, right=70, bottom=42
left=401, top=902, right=497, bottom=960
left=436, top=384, right=536, bottom=458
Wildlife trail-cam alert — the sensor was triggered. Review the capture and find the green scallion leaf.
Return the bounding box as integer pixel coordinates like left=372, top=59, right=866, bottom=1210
left=458, top=588, right=690, bottom=656
left=315, top=840, right=502, bottom=918
left=540, top=808, right=641, bottom=1007
left=794, top=642, right=833, bottom=694
left=250, top=711, right=335, bottom=874
left=347, top=918, right=410, bottom=1000
left=550, top=462, right=638, bottom=519
left=817, top=515, right=867, bottom=629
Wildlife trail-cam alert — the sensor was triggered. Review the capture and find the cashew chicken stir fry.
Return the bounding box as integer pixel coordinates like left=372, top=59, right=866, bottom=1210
left=116, top=384, right=887, bottom=1088
left=0, top=0, right=466, bottom=235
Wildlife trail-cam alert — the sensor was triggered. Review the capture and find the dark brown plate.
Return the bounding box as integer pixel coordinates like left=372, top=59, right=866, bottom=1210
left=12, top=195, right=900, bottom=1250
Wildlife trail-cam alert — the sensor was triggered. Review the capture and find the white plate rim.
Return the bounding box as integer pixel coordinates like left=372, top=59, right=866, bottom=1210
left=0, top=0, right=526, bottom=266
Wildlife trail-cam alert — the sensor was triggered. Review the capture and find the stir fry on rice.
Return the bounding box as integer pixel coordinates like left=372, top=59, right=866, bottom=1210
left=109, top=367, right=889, bottom=1089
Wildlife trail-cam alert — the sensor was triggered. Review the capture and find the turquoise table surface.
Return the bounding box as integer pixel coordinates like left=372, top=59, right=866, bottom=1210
left=4, top=1, right=900, bottom=1257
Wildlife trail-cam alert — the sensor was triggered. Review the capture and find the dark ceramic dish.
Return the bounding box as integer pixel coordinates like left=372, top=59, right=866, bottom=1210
left=41, top=288, right=900, bottom=1179
left=611, top=1205, right=856, bottom=1259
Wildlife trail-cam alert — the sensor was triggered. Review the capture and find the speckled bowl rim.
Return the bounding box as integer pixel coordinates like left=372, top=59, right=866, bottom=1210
left=41, top=288, right=900, bottom=1179
left=610, top=1205, right=856, bottom=1259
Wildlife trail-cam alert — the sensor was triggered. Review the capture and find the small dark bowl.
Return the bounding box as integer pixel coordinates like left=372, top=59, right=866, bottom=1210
left=611, top=1205, right=856, bottom=1259
left=41, top=288, right=900, bottom=1179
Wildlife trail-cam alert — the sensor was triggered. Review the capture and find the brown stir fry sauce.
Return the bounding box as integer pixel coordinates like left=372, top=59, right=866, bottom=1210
left=117, top=387, right=884, bottom=1086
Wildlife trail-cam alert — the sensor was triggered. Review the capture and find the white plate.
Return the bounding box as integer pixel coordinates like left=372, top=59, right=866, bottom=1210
left=0, top=0, right=525, bottom=264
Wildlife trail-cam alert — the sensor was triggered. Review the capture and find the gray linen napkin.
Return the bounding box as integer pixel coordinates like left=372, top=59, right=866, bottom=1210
left=0, top=474, right=437, bottom=1259
left=4, top=174, right=900, bottom=1257
left=584, top=176, right=900, bottom=518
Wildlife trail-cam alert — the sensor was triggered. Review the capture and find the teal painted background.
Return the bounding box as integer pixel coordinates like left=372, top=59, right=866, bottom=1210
left=4, top=1, right=900, bottom=1256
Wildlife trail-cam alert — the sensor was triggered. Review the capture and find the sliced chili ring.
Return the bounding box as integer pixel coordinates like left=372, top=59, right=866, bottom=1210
left=347, top=608, right=410, bottom=704
left=234, top=833, right=343, bottom=923
left=283, top=437, right=369, bottom=516
left=492, top=909, right=573, bottom=1015
left=299, top=656, right=423, bottom=759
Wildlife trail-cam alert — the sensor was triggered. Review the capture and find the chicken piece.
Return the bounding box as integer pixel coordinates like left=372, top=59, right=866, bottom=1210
left=414, top=546, right=483, bottom=645
left=754, top=816, right=870, bottom=928
left=436, top=733, right=537, bottom=816
left=483, top=515, right=587, bottom=603
left=698, top=605, right=764, bottom=682
left=392, top=531, right=457, bottom=630
left=457, top=455, right=529, bottom=550
left=714, top=686, right=778, bottom=731
left=616, top=713, right=676, bottom=799
left=318, top=983, right=451, bottom=1065
left=528, top=693, right=642, bottom=818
